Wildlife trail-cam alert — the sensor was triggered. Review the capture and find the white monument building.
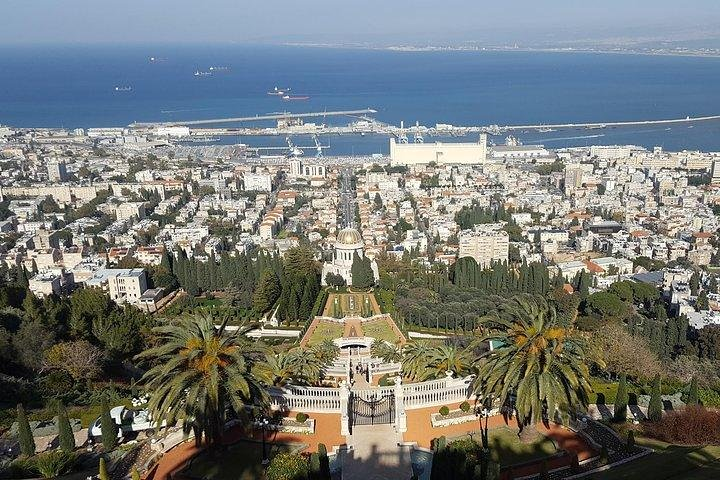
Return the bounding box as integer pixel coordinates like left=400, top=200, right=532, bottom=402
left=321, top=227, right=379, bottom=286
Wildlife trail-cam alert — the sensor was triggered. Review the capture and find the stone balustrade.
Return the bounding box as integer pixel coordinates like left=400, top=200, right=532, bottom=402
left=269, top=385, right=342, bottom=413
left=267, top=374, right=475, bottom=418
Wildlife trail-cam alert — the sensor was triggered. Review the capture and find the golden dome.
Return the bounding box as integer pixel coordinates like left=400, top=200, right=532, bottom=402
left=336, top=228, right=363, bottom=246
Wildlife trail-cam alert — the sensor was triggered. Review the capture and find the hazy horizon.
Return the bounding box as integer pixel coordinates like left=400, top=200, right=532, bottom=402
left=3, top=0, right=720, bottom=47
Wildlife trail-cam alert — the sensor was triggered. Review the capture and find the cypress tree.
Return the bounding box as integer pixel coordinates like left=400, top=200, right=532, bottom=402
left=648, top=374, right=663, bottom=422
left=16, top=404, right=35, bottom=457
left=614, top=374, right=629, bottom=422
left=99, top=457, right=109, bottom=480
left=318, top=443, right=330, bottom=480
left=100, top=401, right=118, bottom=451
left=687, top=377, right=699, bottom=405
left=57, top=402, right=76, bottom=453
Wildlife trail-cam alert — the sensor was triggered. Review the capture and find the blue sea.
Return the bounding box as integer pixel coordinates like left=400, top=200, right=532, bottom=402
left=2, top=44, right=720, bottom=154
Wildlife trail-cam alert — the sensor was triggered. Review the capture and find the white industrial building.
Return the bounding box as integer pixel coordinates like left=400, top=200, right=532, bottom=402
left=389, top=135, right=487, bottom=166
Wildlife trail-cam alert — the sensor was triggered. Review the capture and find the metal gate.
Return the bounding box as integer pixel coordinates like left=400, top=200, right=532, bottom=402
left=350, top=392, right=395, bottom=429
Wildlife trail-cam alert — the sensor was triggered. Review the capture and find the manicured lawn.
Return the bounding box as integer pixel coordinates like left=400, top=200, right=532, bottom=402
left=362, top=318, right=401, bottom=344
left=305, top=320, right=345, bottom=346
left=488, top=427, right=558, bottom=467
left=323, top=293, right=377, bottom=317
left=600, top=437, right=720, bottom=479
left=183, top=440, right=300, bottom=480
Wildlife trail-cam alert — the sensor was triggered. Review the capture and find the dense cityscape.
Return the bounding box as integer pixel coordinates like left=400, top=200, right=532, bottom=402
left=4, top=1, right=720, bottom=480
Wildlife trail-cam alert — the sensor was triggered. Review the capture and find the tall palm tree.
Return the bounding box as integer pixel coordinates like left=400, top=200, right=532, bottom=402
left=135, top=313, right=267, bottom=447
left=428, top=344, right=472, bottom=378
left=472, top=295, right=595, bottom=441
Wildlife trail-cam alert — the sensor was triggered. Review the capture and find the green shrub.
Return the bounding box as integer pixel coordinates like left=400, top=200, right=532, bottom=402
left=4, top=458, right=38, bottom=479
left=57, top=403, right=76, bottom=453
left=16, top=404, right=35, bottom=457
left=100, top=401, right=119, bottom=451
left=309, top=452, right=320, bottom=479
left=698, top=388, right=720, bottom=407
left=439, top=406, right=450, bottom=416
left=99, top=457, right=109, bottom=480
left=34, top=451, right=76, bottom=478
left=295, top=412, right=308, bottom=423
left=266, top=453, right=309, bottom=480
left=459, top=401, right=471, bottom=413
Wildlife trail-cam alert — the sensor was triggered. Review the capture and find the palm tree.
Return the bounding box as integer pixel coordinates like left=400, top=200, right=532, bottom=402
left=371, top=339, right=403, bottom=363
left=255, top=351, right=301, bottom=387
left=428, top=345, right=472, bottom=378
left=401, top=341, right=435, bottom=382
left=472, top=295, right=595, bottom=442
left=136, top=313, right=267, bottom=447
left=311, top=340, right=340, bottom=366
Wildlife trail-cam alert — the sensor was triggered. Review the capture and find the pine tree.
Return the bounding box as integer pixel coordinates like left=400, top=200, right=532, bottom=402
left=648, top=374, right=663, bottom=422
left=687, top=377, right=699, bottom=405
left=614, top=374, right=629, bottom=422
left=57, top=402, right=75, bottom=453
left=16, top=404, right=35, bottom=457
left=252, top=269, right=281, bottom=313
left=100, top=401, right=118, bottom=451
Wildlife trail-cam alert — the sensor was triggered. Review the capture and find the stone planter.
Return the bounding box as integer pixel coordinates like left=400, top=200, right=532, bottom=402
left=270, top=418, right=316, bottom=434
left=430, top=409, right=477, bottom=428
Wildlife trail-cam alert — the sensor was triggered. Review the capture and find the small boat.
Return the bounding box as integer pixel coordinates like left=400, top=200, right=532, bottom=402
left=282, top=95, right=309, bottom=101
left=194, top=70, right=212, bottom=77
left=209, top=66, right=230, bottom=72
left=114, top=86, right=132, bottom=92
left=268, top=86, right=291, bottom=95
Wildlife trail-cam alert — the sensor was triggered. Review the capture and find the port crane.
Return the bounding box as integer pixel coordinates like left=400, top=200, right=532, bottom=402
left=248, top=135, right=329, bottom=158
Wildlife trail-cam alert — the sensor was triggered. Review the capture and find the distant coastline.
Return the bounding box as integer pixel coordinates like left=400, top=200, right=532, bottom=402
left=281, top=42, right=720, bottom=59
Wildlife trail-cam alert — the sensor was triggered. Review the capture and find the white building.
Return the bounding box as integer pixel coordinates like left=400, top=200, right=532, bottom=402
left=458, top=224, right=509, bottom=268
left=47, top=161, right=68, bottom=182
left=85, top=268, right=148, bottom=305
left=389, top=136, right=487, bottom=166
left=244, top=173, right=273, bottom=192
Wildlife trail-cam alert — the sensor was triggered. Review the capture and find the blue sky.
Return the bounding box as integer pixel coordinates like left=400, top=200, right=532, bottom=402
left=3, top=0, right=720, bottom=45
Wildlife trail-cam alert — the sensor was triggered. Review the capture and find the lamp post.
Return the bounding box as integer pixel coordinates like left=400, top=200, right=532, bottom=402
left=260, top=416, right=270, bottom=466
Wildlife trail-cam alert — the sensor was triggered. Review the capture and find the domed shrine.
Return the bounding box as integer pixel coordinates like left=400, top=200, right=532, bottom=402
left=321, top=227, right=379, bottom=286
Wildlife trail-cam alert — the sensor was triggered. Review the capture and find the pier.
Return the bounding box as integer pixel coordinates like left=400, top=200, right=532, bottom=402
left=130, top=111, right=720, bottom=139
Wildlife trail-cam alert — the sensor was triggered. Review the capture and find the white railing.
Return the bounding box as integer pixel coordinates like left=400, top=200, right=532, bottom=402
left=402, top=376, right=474, bottom=409
left=269, top=386, right=342, bottom=413
left=267, top=375, right=476, bottom=414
